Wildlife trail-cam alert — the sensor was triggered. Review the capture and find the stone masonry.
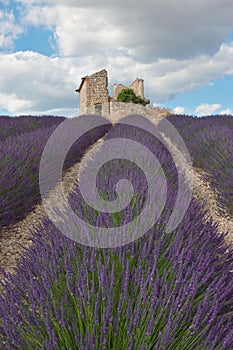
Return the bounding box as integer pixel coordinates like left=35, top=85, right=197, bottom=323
left=76, top=69, right=152, bottom=121
left=76, top=69, right=109, bottom=115
left=129, top=78, right=144, bottom=99
left=113, top=83, right=128, bottom=101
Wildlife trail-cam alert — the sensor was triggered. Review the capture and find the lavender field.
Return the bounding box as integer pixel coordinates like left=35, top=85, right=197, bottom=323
left=0, top=114, right=232, bottom=349
left=166, top=114, right=233, bottom=217
left=0, top=116, right=66, bottom=143
left=0, top=115, right=111, bottom=232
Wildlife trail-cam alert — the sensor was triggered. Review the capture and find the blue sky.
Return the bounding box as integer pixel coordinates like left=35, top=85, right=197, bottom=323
left=0, top=0, right=233, bottom=117
left=166, top=75, right=233, bottom=115
left=14, top=27, right=55, bottom=56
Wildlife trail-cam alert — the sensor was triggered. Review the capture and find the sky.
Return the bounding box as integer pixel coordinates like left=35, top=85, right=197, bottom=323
left=0, top=0, right=233, bottom=117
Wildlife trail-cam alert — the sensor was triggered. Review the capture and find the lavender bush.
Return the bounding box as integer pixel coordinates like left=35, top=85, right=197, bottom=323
left=0, top=115, right=65, bottom=142
left=0, top=115, right=232, bottom=349
left=69, top=116, right=179, bottom=234
left=166, top=114, right=233, bottom=216
left=0, top=115, right=111, bottom=232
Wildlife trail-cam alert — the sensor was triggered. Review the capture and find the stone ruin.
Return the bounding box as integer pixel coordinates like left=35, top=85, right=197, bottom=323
left=75, top=69, right=151, bottom=121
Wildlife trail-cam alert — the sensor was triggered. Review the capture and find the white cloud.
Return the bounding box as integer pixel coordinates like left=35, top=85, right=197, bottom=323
left=0, top=93, right=33, bottom=113
left=152, top=103, right=163, bottom=108
left=195, top=103, right=221, bottom=116
left=0, top=10, right=23, bottom=50
left=1, top=40, right=233, bottom=115
left=173, top=106, right=186, bottom=114
left=1, top=1, right=233, bottom=115
left=23, top=5, right=125, bottom=58
left=146, top=42, right=233, bottom=102
left=0, top=51, right=111, bottom=115
left=220, top=108, right=232, bottom=115
left=0, top=51, right=77, bottom=114
left=17, top=1, right=233, bottom=61
left=61, top=1, right=231, bottom=61
left=27, top=107, right=78, bottom=117
left=22, top=6, right=57, bottom=29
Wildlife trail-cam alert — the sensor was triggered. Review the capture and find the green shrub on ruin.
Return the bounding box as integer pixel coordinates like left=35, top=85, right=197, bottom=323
left=117, top=88, right=146, bottom=106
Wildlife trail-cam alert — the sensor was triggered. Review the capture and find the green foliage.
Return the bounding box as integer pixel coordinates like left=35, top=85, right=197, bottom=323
left=117, top=88, right=146, bottom=106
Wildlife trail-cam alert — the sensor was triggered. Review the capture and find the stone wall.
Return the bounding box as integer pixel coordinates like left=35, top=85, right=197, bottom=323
left=79, top=79, right=87, bottom=115
left=80, top=102, right=110, bottom=117
left=79, top=101, right=150, bottom=123
left=79, top=100, right=170, bottom=124
left=79, top=69, right=109, bottom=115
left=113, top=83, right=128, bottom=100
left=113, top=80, right=145, bottom=100
left=110, top=101, right=148, bottom=117
left=78, top=69, right=151, bottom=117
left=130, top=78, right=144, bottom=98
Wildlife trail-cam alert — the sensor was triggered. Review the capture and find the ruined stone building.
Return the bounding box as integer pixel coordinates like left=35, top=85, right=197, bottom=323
left=75, top=69, right=150, bottom=119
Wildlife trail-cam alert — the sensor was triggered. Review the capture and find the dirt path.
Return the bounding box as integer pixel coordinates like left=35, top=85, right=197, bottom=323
left=0, top=113, right=232, bottom=292
left=146, top=111, right=233, bottom=247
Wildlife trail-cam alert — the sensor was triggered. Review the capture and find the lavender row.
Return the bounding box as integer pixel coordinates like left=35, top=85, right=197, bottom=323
left=166, top=114, right=233, bottom=216
left=70, top=115, right=179, bottom=231
left=0, top=115, right=112, bottom=232
left=0, top=115, right=66, bottom=143
left=0, top=115, right=232, bottom=349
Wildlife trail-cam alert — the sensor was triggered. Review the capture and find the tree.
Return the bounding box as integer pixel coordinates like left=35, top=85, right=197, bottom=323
left=117, top=88, right=146, bottom=106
